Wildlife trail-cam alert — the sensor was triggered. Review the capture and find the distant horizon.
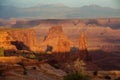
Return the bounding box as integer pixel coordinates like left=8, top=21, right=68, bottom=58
left=0, top=0, right=120, bottom=19
left=0, top=0, right=120, bottom=9
left=1, top=3, right=120, bottom=9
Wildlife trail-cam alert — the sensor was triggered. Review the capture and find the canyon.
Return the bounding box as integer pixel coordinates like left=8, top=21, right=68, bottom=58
left=0, top=18, right=120, bottom=80
left=32, top=19, right=120, bottom=53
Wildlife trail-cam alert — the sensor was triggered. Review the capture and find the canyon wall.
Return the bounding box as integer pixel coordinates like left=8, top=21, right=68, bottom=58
left=0, top=28, right=39, bottom=52
left=0, top=31, right=17, bottom=50
left=0, top=18, right=120, bottom=29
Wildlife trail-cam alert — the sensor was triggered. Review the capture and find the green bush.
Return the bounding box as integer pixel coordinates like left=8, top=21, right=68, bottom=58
left=0, top=47, right=4, bottom=57
left=27, top=54, right=36, bottom=59
left=64, top=72, right=90, bottom=80
left=73, top=59, right=86, bottom=74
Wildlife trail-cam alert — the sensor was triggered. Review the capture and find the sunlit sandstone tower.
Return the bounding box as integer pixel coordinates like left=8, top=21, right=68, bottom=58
left=43, top=26, right=71, bottom=53
left=79, top=32, right=87, bottom=51
left=57, top=35, right=71, bottom=53
left=79, top=32, right=91, bottom=61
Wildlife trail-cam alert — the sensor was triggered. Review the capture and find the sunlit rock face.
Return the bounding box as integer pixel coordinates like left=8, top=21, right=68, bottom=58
left=0, top=29, right=40, bottom=52
left=79, top=32, right=87, bottom=51
left=8, top=29, right=40, bottom=51
left=43, top=26, right=72, bottom=53
left=0, top=31, right=17, bottom=50
left=79, top=32, right=91, bottom=61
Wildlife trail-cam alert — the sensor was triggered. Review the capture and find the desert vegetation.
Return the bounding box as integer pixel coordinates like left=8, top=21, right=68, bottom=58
left=0, top=47, right=4, bottom=57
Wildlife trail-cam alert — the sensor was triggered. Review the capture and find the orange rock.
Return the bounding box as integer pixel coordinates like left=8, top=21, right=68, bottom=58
left=43, top=26, right=72, bottom=53
left=0, top=29, right=41, bottom=52
left=57, top=36, right=71, bottom=53
left=0, top=31, right=17, bottom=50
left=8, top=29, right=39, bottom=51
left=0, top=56, right=25, bottom=64
left=79, top=32, right=91, bottom=61
left=79, top=32, right=87, bottom=51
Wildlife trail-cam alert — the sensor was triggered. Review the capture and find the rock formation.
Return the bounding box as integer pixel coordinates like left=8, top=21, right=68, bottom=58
left=79, top=32, right=91, bottom=61
left=0, top=56, right=25, bottom=64
left=0, top=57, right=66, bottom=80
left=79, top=32, right=87, bottom=51
left=0, top=31, right=17, bottom=50
left=0, top=28, right=40, bottom=52
left=43, top=26, right=72, bottom=53
left=8, top=29, right=39, bottom=51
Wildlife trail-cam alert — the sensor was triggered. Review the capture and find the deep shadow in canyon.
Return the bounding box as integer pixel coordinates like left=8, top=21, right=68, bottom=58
left=11, top=41, right=30, bottom=51
left=4, top=48, right=120, bottom=71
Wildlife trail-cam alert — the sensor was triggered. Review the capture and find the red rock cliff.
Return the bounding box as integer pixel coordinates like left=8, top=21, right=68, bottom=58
left=0, top=28, right=40, bottom=52
left=42, top=26, right=72, bottom=53
left=8, top=29, right=39, bottom=51
left=0, top=31, right=17, bottom=50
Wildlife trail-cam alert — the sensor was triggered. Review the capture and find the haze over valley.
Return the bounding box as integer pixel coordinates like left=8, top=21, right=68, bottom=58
left=0, top=4, right=120, bottom=19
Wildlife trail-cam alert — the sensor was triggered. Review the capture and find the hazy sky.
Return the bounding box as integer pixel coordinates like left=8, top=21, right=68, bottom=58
left=0, top=0, right=120, bottom=9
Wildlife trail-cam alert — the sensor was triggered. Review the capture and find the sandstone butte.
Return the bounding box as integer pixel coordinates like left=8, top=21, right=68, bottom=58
left=0, top=28, right=40, bottom=52
left=42, top=26, right=72, bottom=53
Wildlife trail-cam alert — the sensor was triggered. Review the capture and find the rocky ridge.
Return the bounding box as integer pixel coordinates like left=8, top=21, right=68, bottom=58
left=0, top=56, right=66, bottom=80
